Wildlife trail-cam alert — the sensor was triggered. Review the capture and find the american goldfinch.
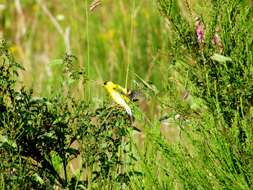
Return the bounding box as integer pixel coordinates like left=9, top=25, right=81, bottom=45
left=103, top=81, right=133, bottom=119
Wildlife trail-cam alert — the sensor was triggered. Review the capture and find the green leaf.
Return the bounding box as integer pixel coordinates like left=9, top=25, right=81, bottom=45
left=0, top=135, right=17, bottom=149
left=211, top=53, right=232, bottom=63
left=49, top=59, right=63, bottom=66
left=66, top=78, right=75, bottom=85
left=50, top=150, right=62, bottom=173
left=32, top=173, right=44, bottom=185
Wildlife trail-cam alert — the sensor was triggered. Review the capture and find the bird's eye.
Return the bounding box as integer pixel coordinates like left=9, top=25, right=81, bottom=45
left=104, top=81, right=107, bottom=85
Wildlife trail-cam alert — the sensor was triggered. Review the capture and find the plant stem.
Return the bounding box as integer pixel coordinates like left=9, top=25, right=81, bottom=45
left=125, top=0, right=135, bottom=89
left=85, top=0, right=90, bottom=101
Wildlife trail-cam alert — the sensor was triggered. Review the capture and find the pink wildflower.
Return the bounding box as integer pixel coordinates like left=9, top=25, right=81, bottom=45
left=212, top=32, right=224, bottom=51
left=195, top=17, right=205, bottom=43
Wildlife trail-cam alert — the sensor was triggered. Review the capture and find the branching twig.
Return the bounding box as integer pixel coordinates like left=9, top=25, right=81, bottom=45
left=36, top=0, right=71, bottom=54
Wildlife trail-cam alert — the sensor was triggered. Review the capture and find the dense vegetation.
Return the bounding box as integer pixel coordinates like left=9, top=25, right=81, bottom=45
left=0, top=0, right=252, bottom=189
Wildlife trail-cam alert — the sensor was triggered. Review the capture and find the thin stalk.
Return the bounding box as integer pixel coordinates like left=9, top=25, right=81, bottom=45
left=63, top=155, right=68, bottom=187
left=85, top=0, right=91, bottom=101
left=125, top=0, right=136, bottom=89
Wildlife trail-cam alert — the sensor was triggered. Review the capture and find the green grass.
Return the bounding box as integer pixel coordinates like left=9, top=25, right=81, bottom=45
left=1, top=0, right=253, bottom=189
left=2, top=0, right=168, bottom=103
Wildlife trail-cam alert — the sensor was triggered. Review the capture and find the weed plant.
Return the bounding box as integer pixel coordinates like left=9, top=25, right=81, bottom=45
left=0, top=41, right=137, bottom=189
left=0, top=0, right=253, bottom=189
left=147, top=0, right=253, bottom=189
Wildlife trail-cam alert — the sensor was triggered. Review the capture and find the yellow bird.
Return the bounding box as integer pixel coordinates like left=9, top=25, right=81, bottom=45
left=103, top=81, right=133, bottom=119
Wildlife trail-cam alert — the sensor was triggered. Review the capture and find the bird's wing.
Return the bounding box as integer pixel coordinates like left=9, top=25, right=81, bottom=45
left=111, top=91, right=132, bottom=116
left=113, top=85, right=130, bottom=102
left=115, top=84, right=128, bottom=95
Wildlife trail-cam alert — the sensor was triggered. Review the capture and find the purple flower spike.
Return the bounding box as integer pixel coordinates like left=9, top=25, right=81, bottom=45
left=212, top=32, right=224, bottom=51
left=212, top=33, right=220, bottom=45
left=195, top=17, right=205, bottom=43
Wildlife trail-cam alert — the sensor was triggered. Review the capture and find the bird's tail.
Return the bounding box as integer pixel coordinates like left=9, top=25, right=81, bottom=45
left=124, top=105, right=132, bottom=118
left=124, top=104, right=135, bottom=122
left=124, top=105, right=141, bottom=132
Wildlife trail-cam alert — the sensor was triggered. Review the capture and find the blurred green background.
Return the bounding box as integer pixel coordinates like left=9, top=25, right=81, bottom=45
left=0, top=0, right=169, bottom=105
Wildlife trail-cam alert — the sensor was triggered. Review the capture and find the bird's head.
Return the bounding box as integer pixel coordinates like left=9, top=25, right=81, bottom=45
left=103, top=81, right=115, bottom=90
